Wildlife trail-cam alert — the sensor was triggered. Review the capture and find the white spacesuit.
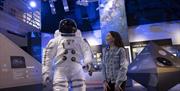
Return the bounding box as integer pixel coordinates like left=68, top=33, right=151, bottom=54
left=42, top=19, right=93, bottom=91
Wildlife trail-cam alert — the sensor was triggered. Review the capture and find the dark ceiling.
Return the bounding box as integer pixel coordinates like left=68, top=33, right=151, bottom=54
left=125, top=0, right=180, bottom=26
left=41, top=0, right=100, bottom=33
left=41, top=0, right=180, bottom=33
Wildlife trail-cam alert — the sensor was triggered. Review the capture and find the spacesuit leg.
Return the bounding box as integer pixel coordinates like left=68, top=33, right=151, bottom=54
left=71, top=79, right=86, bottom=91
left=71, top=69, right=86, bottom=91
left=53, top=69, right=69, bottom=91
left=53, top=81, right=68, bottom=91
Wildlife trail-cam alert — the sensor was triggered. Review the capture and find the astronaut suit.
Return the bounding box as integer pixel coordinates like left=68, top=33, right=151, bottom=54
left=42, top=19, right=93, bottom=91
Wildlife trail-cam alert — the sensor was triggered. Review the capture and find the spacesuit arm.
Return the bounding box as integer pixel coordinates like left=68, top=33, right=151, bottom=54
left=80, top=38, right=94, bottom=66
left=42, top=39, right=57, bottom=84
left=54, top=29, right=61, bottom=38
left=115, top=48, right=129, bottom=86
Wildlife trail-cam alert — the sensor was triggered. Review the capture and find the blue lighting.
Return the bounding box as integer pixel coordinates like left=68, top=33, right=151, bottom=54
left=29, top=1, right=36, bottom=8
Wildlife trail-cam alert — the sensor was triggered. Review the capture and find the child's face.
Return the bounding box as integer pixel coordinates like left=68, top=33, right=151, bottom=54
left=106, top=33, right=114, bottom=45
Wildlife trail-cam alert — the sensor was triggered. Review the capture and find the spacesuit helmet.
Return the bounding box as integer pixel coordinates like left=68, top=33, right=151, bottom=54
left=59, top=18, right=77, bottom=34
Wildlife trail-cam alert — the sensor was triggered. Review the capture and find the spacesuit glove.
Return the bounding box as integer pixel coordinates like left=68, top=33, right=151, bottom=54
left=88, top=71, right=93, bottom=76
left=82, top=64, right=93, bottom=76
left=82, top=64, right=91, bottom=72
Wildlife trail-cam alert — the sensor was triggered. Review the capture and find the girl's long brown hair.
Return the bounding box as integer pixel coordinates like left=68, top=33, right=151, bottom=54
left=109, top=31, right=124, bottom=48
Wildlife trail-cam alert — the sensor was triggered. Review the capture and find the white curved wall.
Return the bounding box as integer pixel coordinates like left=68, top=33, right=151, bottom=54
left=128, top=21, right=180, bottom=45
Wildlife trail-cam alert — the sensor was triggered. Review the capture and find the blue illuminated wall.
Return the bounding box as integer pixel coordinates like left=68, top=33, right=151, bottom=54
left=82, top=30, right=102, bottom=46
left=128, top=21, right=180, bottom=45
left=28, top=32, right=41, bottom=63
left=99, top=0, right=129, bottom=46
